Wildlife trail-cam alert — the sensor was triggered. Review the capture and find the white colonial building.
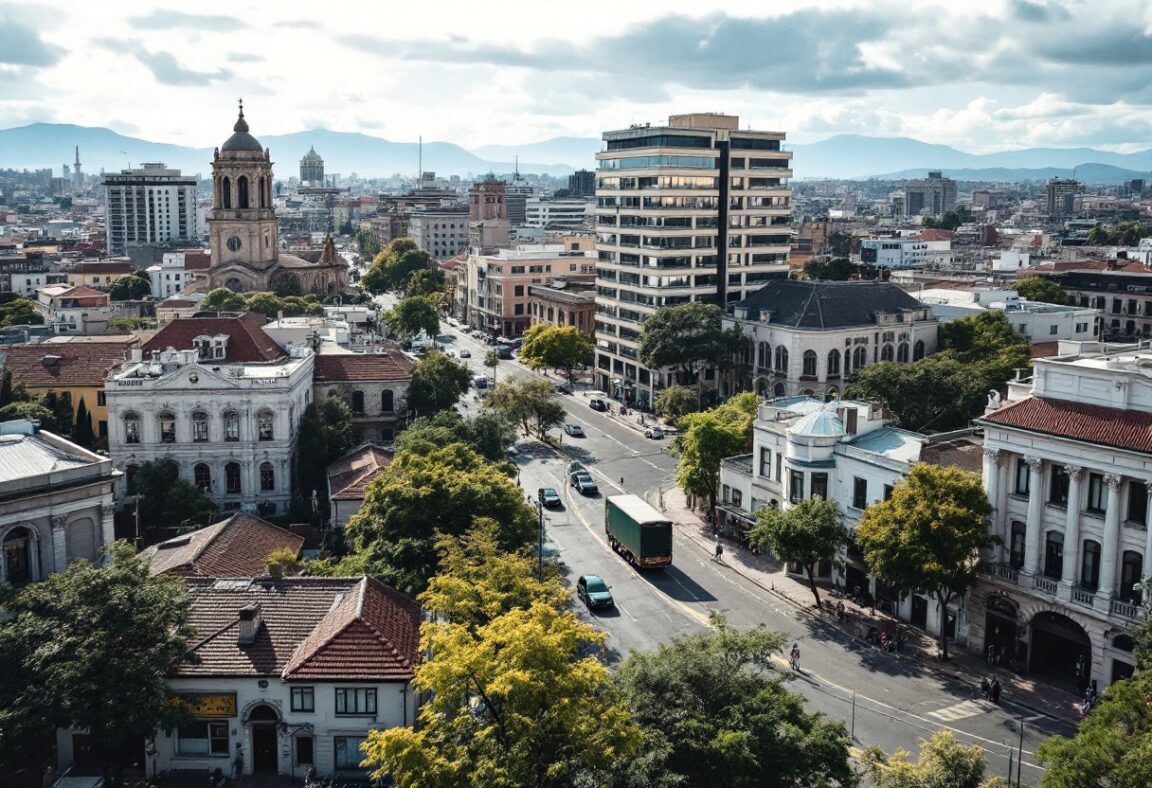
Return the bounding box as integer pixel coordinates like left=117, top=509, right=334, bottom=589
left=917, top=288, right=1101, bottom=345
left=105, top=313, right=314, bottom=516
left=726, top=280, right=939, bottom=400
left=975, top=341, right=1152, bottom=689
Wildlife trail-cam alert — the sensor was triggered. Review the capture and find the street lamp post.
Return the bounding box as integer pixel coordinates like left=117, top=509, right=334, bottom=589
left=536, top=488, right=545, bottom=581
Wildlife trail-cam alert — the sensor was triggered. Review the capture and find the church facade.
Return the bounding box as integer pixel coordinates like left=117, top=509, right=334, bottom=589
left=204, top=103, right=347, bottom=296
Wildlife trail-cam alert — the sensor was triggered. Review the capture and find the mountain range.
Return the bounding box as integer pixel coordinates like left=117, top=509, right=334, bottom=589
left=2, top=123, right=1151, bottom=184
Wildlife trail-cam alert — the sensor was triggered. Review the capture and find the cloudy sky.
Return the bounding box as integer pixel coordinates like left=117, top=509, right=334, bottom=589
left=3, top=0, right=1152, bottom=153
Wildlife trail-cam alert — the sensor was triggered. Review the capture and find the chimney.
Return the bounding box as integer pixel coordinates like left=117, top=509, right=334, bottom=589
left=237, top=603, right=263, bottom=645
left=40, top=354, right=61, bottom=367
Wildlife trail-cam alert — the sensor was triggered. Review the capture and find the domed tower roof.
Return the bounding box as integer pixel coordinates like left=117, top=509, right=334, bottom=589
left=302, top=146, right=322, bottom=161
left=787, top=408, right=844, bottom=438
left=221, top=100, right=263, bottom=153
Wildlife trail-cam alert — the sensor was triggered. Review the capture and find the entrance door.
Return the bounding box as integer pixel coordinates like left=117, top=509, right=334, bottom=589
left=1030, top=611, right=1091, bottom=687
left=910, top=595, right=928, bottom=628
left=296, top=736, right=315, bottom=768
left=252, top=726, right=278, bottom=773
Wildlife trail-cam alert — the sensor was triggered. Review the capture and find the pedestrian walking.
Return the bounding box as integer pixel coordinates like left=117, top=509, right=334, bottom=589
left=713, top=538, right=724, bottom=561
left=835, top=600, right=845, bottom=623
left=789, top=643, right=801, bottom=671
left=990, top=678, right=1001, bottom=704
left=980, top=676, right=991, bottom=700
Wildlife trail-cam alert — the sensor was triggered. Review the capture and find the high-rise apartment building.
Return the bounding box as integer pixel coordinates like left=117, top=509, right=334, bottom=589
left=300, top=146, right=325, bottom=185
left=904, top=171, right=957, bottom=216
left=1046, top=178, right=1079, bottom=216
left=102, top=163, right=198, bottom=256
left=594, top=113, right=793, bottom=405
left=568, top=169, right=595, bottom=197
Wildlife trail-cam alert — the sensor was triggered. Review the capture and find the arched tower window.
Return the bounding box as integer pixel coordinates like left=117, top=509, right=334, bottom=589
left=853, top=346, right=867, bottom=370
left=237, top=176, right=249, bottom=209
left=222, top=176, right=232, bottom=209
left=258, top=176, right=266, bottom=208
left=802, top=350, right=817, bottom=377
left=194, top=463, right=212, bottom=492
left=827, top=349, right=841, bottom=377
left=774, top=346, right=789, bottom=373
left=913, top=340, right=926, bottom=361
left=880, top=344, right=894, bottom=362
left=897, top=342, right=910, bottom=363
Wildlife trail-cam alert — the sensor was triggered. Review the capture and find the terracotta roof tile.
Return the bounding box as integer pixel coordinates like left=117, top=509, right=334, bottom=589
left=327, top=444, right=392, bottom=501
left=314, top=352, right=414, bottom=382
left=139, top=513, right=304, bottom=577
left=68, top=261, right=135, bottom=275
left=141, top=313, right=283, bottom=363
left=178, top=577, right=420, bottom=680
left=980, top=396, right=1152, bottom=454
left=0, top=338, right=135, bottom=388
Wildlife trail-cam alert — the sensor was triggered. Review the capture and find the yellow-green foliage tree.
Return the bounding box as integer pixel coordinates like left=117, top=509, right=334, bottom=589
left=518, top=323, right=594, bottom=387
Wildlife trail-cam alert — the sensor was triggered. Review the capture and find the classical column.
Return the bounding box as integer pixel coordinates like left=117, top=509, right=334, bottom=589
left=50, top=514, right=68, bottom=572
left=1022, top=457, right=1045, bottom=576
left=982, top=449, right=1004, bottom=561
left=1144, top=482, right=1152, bottom=607
left=1060, top=466, right=1084, bottom=589
left=1097, top=474, right=1123, bottom=601
left=99, top=503, right=115, bottom=553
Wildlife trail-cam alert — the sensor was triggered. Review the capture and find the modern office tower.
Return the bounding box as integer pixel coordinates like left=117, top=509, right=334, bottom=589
left=568, top=169, right=595, bottom=197
left=102, top=163, right=198, bottom=255
left=904, top=171, right=957, bottom=216
left=594, top=112, right=793, bottom=405
left=1046, top=178, right=1080, bottom=216
left=300, top=146, right=325, bottom=185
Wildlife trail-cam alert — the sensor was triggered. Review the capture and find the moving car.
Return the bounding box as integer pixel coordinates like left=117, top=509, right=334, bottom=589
left=570, top=470, right=599, bottom=495
left=576, top=574, right=614, bottom=610
left=540, top=487, right=562, bottom=509
left=644, top=426, right=665, bottom=439
left=588, top=398, right=608, bottom=411
left=563, top=423, right=585, bottom=437
left=459, top=349, right=471, bottom=358
left=473, top=375, right=489, bottom=389
left=555, top=384, right=572, bottom=395
left=567, top=460, right=586, bottom=475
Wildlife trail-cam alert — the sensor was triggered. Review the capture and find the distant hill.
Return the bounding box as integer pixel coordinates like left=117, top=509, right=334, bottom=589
left=471, top=136, right=602, bottom=171
left=873, top=162, right=1150, bottom=185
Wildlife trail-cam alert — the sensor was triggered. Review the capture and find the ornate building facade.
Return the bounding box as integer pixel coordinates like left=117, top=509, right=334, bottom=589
left=204, top=103, right=347, bottom=296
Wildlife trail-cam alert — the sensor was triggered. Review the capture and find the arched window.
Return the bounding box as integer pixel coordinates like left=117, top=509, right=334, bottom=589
left=913, top=340, right=926, bottom=361
left=194, top=463, right=212, bottom=492
left=159, top=411, right=176, bottom=443
left=124, top=412, right=141, bottom=444
left=381, top=390, right=394, bottom=413
left=757, top=342, right=770, bottom=370
left=257, top=410, right=274, bottom=441
left=1081, top=540, right=1101, bottom=591
left=237, top=176, right=249, bottom=209
left=192, top=411, right=209, bottom=443
left=802, top=350, right=817, bottom=378
left=774, top=346, right=789, bottom=373
left=2, top=526, right=35, bottom=586
left=222, top=176, right=231, bottom=209
left=826, top=349, right=841, bottom=378
left=223, top=411, right=240, bottom=442
left=897, top=342, right=909, bottom=363
left=258, top=176, right=266, bottom=208
left=260, top=462, right=275, bottom=492
left=773, top=382, right=785, bottom=397
left=351, top=390, right=365, bottom=415
left=225, top=462, right=242, bottom=494
left=1120, top=550, right=1144, bottom=602
left=853, top=346, right=867, bottom=370
left=880, top=343, right=894, bottom=362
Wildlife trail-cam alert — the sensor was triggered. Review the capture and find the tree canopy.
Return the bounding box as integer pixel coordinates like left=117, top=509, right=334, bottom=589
left=361, top=238, right=434, bottom=295
left=108, top=272, right=151, bottom=301
left=638, top=302, right=731, bottom=383
left=674, top=393, right=759, bottom=515
left=1086, top=220, right=1152, bottom=246
left=396, top=410, right=516, bottom=463
left=0, top=297, right=44, bottom=327
left=856, top=464, right=994, bottom=660
left=484, top=377, right=566, bottom=439
left=654, top=385, right=703, bottom=426
left=922, top=206, right=971, bottom=230
left=517, top=323, right=594, bottom=386
left=613, top=614, right=855, bottom=788
left=803, top=257, right=856, bottom=281
left=201, top=287, right=247, bottom=312
left=296, top=398, right=353, bottom=502
left=1012, top=277, right=1067, bottom=305
left=863, top=730, right=1004, bottom=788
left=751, top=496, right=850, bottom=609
left=128, top=458, right=217, bottom=533
left=356, top=226, right=381, bottom=259
left=407, top=351, right=473, bottom=416
left=385, top=295, right=440, bottom=340
left=0, top=543, right=195, bottom=783
left=405, top=268, right=445, bottom=299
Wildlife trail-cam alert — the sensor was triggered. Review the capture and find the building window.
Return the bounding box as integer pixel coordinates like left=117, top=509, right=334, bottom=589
left=731, top=489, right=743, bottom=508
left=223, top=411, right=240, bottom=442
left=1043, top=531, right=1063, bottom=579
left=335, top=688, right=377, bottom=715
left=351, top=390, right=365, bottom=415
left=913, top=340, right=925, bottom=361
left=801, top=350, right=817, bottom=377
left=1081, top=540, right=1101, bottom=591
left=225, top=462, right=241, bottom=495
left=334, top=736, right=368, bottom=770
left=192, top=411, right=209, bottom=443
left=260, top=462, right=275, bottom=492
left=124, top=413, right=141, bottom=444
left=880, top=343, right=894, bottom=362
left=1048, top=466, right=1069, bottom=506
left=883, top=484, right=894, bottom=501
left=853, top=477, right=868, bottom=509
left=1086, top=473, right=1106, bottom=514
left=97, top=391, right=107, bottom=406
left=159, top=412, right=176, bottom=443
left=177, top=721, right=229, bottom=756
left=774, top=345, right=789, bottom=373
left=1014, top=459, right=1030, bottom=495
left=811, top=473, right=828, bottom=500
left=291, top=686, right=314, bottom=713
left=852, top=346, right=867, bottom=369
left=826, top=349, right=840, bottom=377
left=381, top=390, right=395, bottom=413
left=896, top=342, right=909, bottom=363
left=1127, top=482, right=1148, bottom=525
left=759, top=447, right=771, bottom=478
left=257, top=410, right=274, bottom=441
left=789, top=470, right=804, bottom=503
left=194, top=463, right=212, bottom=492
left=1009, top=522, right=1026, bottom=569
left=1120, top=551, right=1144, bottom=602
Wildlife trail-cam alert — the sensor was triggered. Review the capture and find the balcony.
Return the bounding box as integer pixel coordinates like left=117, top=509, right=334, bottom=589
left=1032, top=575, right=1057, bottom=595
left=1111, top=598, right=1141, bottom=620
left=992, top=564, right=1019, bottom=585
left=1071, top=588, right=1094, bottom=607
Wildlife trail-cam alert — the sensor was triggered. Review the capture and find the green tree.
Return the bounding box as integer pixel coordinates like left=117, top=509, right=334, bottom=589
left=485, top=377, right=565, bottom=439
left=0, top=297, right=44, bottom=326
left=281, top=294, right=325, bottom=317
left=396, top=410, right=516, bottom=464
left=654, top=385, right=702, bottom=426
left=361, top=238, right=433, bottom=294
left=346, top=443, right=537, bottom=594
left=201, top=287, right=247, bottom=312
left=407, top=351, right=472, bottom=416
left=674, top=394, right=758, bottom=516
left=922, top=206, right=971, bottom=231
left=856, top=464, right=994, bottom=661
left=804, top=257, right=856, bottom=281
left=518, top=323, right=594, bottom=387
left=863, top=730, right=1005, bottom=788
left=272, top=274, right=303, bottom=297
left=243, top=291, right=285, bottom=318
left=405, top=268, right=445, bottom=298
left=750, top=497, right=850, bottom=609
left=356, top=227, right=381, bottom=259
left=1012, top=277, right=1067, bottom=305
left=107, top=316, right=149, bottom=331
left=0, top=543, right=195, bottom=784
left=41, top=390, right=72, bottom=434
left=638, top=302, right=729, bottom=385
left=614, top=614, right=855, bottom=788
left=484, top=350, right=500, bottom=386
left=0, top=368, right=12, bottom=407
left=0, top=401, right=56, bottom=430
left=296, top=399, right=353, bottom=501
left=72, top=396, right=95, bottom=448
left=129, top=458, right=216, bottom=532
left=108, top=273, right=151, bottom=300
left=386, top=295, right=440, bottom=340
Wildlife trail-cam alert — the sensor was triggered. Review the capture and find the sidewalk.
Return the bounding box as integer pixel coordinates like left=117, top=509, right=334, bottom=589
left=652, top=485, right=1082, bottom=722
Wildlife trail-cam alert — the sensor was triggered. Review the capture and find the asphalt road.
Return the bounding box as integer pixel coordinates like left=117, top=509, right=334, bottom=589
left=428, top=318, right=1072, bottom=784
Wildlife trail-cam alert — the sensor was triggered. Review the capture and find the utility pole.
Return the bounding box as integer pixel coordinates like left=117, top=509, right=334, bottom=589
left=1016, top=717, right=1025, bottom=787
left=536, top=488, right=545, bottom=580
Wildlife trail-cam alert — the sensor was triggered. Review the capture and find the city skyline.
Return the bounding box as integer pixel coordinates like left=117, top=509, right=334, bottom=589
left=2, top=0, right=1152, bottom=154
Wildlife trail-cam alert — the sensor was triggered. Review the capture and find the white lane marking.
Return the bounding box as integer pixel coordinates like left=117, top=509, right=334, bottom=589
left=614, top=602, right=639, bottom=624
left=926, top=700, right=992, bottom=722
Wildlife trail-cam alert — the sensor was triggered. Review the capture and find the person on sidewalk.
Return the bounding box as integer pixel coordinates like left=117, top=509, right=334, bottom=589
left=789, top=643, right=801, bottom=671
left=835, top=600, right=845, bottom=623
left=990, top=678, right=1002, bottom=704
left=713, top=538, right=724, bottom=562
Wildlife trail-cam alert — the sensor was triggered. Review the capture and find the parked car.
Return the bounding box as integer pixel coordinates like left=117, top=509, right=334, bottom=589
left=459, top=349, right=471, bottom=358
left=644, top=426, right=665, bottom=439
left=473, top=375, right=489, bottom=389
left=576, top=574, right=614, bottom=610
left=589, top=398, right=608, bottom=411
left=563, top=423, right=585, bottom=437
left=540, top=487, right=562, bottom=508
left=555, top=384, right=572, bottom=395
left=570, top=471, right=599, bottom=495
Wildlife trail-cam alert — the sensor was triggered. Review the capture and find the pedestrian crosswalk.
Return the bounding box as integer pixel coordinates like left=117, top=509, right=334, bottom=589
left=926, top=699, right=991, bottom=721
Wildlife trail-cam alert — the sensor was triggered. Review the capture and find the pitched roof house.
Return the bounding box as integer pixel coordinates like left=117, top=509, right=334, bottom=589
left=139, top=513, right=304, bottom=577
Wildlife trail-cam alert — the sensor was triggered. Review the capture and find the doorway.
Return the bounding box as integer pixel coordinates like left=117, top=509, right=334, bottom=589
left=296, top=736, right=314, bottom=768
left=1030, top=611, right=1091, bottom=687
left=984, top=595, right=1019, bottom=669
left=910, top=595, right=928, bottom=629
left=251, top=726, right=278, bottom=773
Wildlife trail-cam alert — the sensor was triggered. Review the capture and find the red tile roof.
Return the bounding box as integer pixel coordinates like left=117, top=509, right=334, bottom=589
left=0, top=338, right=136, bottom=388
left=179, top=577, right=420, bottom=680
left=980, top=396, right=1152, bottom=454
left=68, top=261, right=135, bottom=275
left=917, top=229, right=954, bottom=242
left=314, top=352, right=414, bottom=382
left=139, top=513, right=304, bottom=577
left=327, top=444, right=392, bottom=501
left=183, top=250, right=211, bottom=270
left=142, top=313, right=283, bottom=362
left=1025, top=260, right=1151, bottom=273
